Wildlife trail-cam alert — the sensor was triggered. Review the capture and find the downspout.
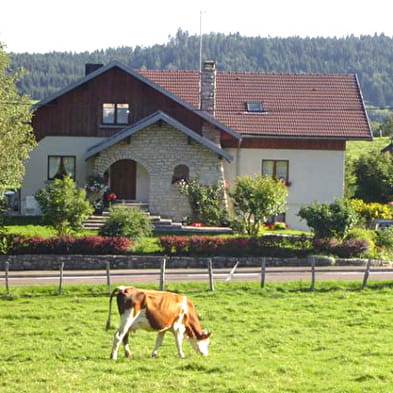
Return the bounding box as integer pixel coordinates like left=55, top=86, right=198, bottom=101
left=236, top=138, right=242, bottom=177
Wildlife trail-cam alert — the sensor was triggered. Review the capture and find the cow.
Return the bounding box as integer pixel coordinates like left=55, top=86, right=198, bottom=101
left=106, top=286, right=211, bottom=359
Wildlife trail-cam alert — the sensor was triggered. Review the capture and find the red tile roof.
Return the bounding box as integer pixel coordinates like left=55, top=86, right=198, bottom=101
left=140, top=70, right=372, bottom=140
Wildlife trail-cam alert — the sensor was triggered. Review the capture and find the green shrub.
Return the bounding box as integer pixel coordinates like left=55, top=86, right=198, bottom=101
left=345, top=227, right=376, bottom=254
left=375, top=227, right=393, bottom=249
left=230, top=175, right=288, bottom=236
left=177, top=177, right=228, bottom=226
left=99, top=206, right=152, bottom=239
left=298, top=198, right=359, bottom=239
left=35, top=175, right=93, bottom=235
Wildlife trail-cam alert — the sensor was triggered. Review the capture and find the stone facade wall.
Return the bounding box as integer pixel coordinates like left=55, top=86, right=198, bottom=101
left=92, top=123, right=224, bottom=221
left=0, top=254, right=380, bottom=271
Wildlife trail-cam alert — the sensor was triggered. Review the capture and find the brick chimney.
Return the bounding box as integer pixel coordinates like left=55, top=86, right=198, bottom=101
left=200, top=60, right=217, bottom=114
left=85, top=63, right=103, bottom=76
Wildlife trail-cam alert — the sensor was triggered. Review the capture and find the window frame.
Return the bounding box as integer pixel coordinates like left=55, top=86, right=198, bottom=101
left=47, top=155, right=76, bottom=180
left=246, top=101, right=264, bottom=113
left=262, top=159, right=289, bottom=182
left=102, top=103, right=129, bottom=125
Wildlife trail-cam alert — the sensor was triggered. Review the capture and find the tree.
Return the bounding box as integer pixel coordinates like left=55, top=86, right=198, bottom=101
left=230, top=175, right=288, bottom=236
left=35, top=176, right=93, bottom=235
left=353, top=152, right=393, bottom=203
left=0, top=43, right=36, bottom=193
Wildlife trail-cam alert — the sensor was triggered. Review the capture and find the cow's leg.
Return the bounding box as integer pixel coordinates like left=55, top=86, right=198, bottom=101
left=122, top=332, right=132, bottom=358
left=110, top=309, right=138, bottom=360
left=173, top=324, right=186, bottom=359
left=150, top=331, right=165, bottom=358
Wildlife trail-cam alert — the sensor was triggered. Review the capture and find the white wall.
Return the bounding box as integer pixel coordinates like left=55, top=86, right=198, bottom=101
left=21, top=136, right=104, bottom=214
left=223, top=147, right=345, bottom=230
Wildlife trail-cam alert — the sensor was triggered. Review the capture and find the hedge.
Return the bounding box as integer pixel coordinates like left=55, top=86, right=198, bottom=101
left=159, top=235, right=312, bottom=257
left=8, top=235, right=132, bottom=255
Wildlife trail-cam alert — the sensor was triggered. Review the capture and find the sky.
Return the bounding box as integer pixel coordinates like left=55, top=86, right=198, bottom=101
left=1, top=0, right=393, bottom=53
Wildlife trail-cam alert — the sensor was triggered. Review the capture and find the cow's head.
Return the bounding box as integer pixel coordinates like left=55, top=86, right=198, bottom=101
left=189, top=331, right=211, bottom=356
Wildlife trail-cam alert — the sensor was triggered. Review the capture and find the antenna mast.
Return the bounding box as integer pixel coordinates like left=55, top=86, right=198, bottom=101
left=199, top=10, right=203, bottom=74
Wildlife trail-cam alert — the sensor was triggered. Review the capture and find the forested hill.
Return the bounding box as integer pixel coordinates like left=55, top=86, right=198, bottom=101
left=9, top=30, right=393, bottom=108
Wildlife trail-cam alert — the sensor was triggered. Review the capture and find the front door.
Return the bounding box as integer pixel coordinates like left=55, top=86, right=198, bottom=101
left=110, top=159, right=136, bottom=200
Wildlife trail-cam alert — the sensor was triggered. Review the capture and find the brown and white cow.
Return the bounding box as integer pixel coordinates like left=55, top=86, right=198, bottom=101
left=106, top=286, right=211, bottom=359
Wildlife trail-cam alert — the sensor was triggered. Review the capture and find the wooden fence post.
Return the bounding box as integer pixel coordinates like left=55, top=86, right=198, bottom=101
left=58, top=262, right=64, bottom=294
left=5, top=260, right=9, bottom=294
left=225, top=261, right=239, bottom=282
left=208, top=258, right=215, bottom=291
left=362, top=259, right=372, bottom=289
left=159, top=258, right=166, bottom=290
left=260, top=258, right=266, bottom=288
left=106, top=261, right=111, bottom=295
left=309, top=255, right=316, bottom=291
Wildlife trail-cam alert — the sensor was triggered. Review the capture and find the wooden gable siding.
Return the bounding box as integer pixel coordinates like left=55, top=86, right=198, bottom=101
left=32, top=67, right=203, bottom=140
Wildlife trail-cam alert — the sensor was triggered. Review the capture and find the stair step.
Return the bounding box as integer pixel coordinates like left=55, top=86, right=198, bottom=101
left=83, top=203, right=185, bottom=231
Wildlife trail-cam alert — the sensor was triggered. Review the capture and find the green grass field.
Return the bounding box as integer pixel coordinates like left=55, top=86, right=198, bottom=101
left=1, top=281, right=393, bottom=393
left=346, top=136, right=390, bottom=163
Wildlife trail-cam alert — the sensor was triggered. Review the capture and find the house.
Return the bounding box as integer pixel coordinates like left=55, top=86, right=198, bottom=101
left=20, top=60, right=372, bottom=230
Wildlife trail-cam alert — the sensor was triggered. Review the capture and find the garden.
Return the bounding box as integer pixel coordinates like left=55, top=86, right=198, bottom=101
left=1, top=160, right=393, bottom=261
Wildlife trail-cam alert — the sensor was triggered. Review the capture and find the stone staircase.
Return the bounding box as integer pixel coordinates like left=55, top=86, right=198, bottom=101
left=83, top=201, right=183, bottom=232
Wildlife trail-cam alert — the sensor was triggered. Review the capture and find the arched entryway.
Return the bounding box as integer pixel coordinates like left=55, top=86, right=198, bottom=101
left=110, top=159, right=136, bottom=200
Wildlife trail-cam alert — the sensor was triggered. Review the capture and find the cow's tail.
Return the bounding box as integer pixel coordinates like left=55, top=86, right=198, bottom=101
left=105, top=286, right=124, bottom=330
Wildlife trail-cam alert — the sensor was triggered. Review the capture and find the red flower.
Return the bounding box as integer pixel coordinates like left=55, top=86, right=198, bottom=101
left=106, top=192, right=117, bottom=201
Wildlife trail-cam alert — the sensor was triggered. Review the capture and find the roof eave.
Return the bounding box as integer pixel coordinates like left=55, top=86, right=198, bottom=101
left=33, top=60, right=241, bottom=141
left=84, top=111, right=233, bottom=162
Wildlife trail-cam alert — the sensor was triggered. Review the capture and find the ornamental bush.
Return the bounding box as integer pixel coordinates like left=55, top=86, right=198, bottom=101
left=334, top=238, right=369, bottom=258
left=8, top=235, right=131, bottom=255
left=298, top=198, right=359, bottom=239
left=177, top=177, right=227, bottom=226
left=35, top=175, right=93, bottom=235
left=230, top=175, right=288, bottom=236
left=349, top=199, right=393, bottom=228
left=99, top=205, right=152, bottom=239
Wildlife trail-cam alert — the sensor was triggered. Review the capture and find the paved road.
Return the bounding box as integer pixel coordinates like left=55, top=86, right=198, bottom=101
left=2, top=266, right=393, bottom=286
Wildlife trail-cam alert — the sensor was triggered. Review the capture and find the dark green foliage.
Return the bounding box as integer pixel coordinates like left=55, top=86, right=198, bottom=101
left=298, top=198, right=359, bottom=239
left=8, top=32, right=393, bottom=108
left=353, top=152, right=393, bottom=203
left=375, top=227, right=393, bottom=249
left=178, top=178, right=227, bottom=226
left=378, top=114, right=393, bottom=137
left=99, top=205, right=152, bottom=239
left=35, top=176, right=93, bottom=235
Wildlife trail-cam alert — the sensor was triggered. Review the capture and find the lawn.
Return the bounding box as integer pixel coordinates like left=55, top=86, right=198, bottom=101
left=1, top=281, right=393, bottom=393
